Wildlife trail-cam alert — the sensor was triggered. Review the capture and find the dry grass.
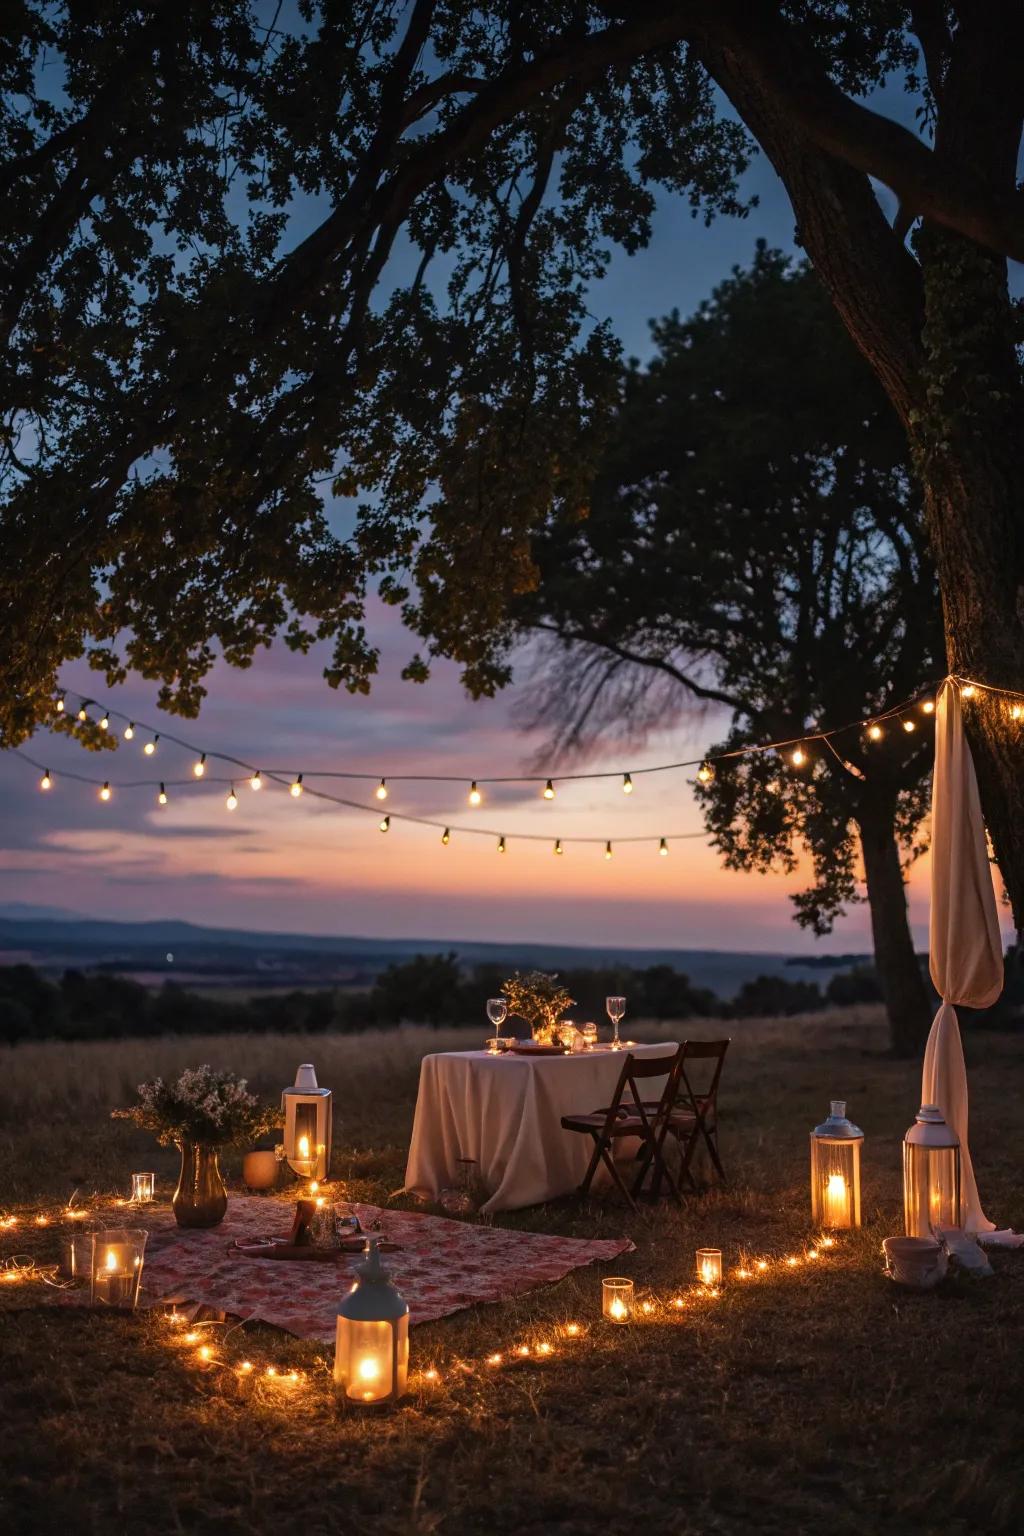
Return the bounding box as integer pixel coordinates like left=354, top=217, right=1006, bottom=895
left=1, top=1007, right=1023, bottom=1536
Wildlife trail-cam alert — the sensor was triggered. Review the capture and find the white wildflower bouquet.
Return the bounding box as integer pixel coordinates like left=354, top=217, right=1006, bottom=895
left=113, top=1065, right=281, bottom=1147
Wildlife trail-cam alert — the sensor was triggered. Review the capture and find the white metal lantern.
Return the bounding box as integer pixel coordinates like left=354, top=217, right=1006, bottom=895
left=282, top=1062, right=332, bottom=1181
left=334, top=1239, right=409, bottom=1406
left=903, top=1104, right=961, bottom=1237
left=810, top=1100, right=863, bottom=1229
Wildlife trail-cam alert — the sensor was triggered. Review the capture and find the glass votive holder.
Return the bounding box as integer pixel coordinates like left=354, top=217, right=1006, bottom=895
left=602, top=1276, right=634, bottom=1324
left=89, top=1229, right=148, bottom=1309
left=62, top=1227, right=95, bottom=1280
left=696, top=1248, right=723, bottom=1286
left=485, top=1037, right=501, bottom=1055
left=130, top=1172, right=156, bottom=1204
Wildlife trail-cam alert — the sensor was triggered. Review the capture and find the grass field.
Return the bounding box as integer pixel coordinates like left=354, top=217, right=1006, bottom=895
left=1, top=1007, right=1022, bottom=1536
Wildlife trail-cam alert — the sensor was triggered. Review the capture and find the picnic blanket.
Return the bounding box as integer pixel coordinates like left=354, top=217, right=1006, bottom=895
left=63, top=1196, right=633, bottom=1342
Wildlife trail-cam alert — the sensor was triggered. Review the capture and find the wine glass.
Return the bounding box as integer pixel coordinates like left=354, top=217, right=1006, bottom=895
left=606, top=996, right=626, bottom=1050
left=486, top=997, right=508, bottom=1046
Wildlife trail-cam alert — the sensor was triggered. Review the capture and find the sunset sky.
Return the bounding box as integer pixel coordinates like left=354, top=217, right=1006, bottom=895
left=0, top=78, right=960, bottom=955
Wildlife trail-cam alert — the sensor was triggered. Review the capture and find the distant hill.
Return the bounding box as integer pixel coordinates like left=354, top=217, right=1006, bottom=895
left=0, top=909, right=869, bottom=1000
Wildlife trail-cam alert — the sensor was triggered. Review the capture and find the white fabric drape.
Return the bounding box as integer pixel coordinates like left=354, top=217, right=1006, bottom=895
left=922, top=678, right=1007, bottom=1237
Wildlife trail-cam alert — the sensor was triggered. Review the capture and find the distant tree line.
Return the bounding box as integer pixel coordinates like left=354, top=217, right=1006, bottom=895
left=0, top=954, right=924, bottom=1046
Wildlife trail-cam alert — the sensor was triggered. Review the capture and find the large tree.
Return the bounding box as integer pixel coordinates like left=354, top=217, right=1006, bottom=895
left=518, top=245, right=942, bottom=1055
left=2, top=4, right=1023, bottom=929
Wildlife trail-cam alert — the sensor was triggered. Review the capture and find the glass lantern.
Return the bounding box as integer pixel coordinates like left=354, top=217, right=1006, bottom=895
left=810, top=1100, right=863, bottom=1229
left=62, top=1227, right=95, bottom=1279
left=130, top=1172, right=155, bottom=1204
left=601, top=1277, right=634, bottom=1323
left=903, top=1104, right=961, bottom=1237
left=334, top=1239, right=409, bottom=1406
left=89, top=1229, right=148, bottom=1309
left=696, top=1248, right=722, bottom=1285
left=282, top=1063, right=332, bottom=1181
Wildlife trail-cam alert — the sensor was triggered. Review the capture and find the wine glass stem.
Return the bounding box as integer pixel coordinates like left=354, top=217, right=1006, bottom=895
left=613, top=1017, right=620, bottom=1047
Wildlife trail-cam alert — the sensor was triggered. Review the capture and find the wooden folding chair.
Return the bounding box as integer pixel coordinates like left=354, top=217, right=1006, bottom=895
left=651, top=1038, right=730, bottom=1192
left=560, top=1047, right=684, bottom=1213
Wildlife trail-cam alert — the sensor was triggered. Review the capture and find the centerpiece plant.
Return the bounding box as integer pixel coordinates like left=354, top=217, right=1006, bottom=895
left=501, top=971, right=576, bottom=1045
left=114, top=1066, right=281, bottom=1228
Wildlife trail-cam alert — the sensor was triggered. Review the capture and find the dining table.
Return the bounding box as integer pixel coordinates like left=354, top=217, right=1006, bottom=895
left=403, top=1041, right=678, bottom=1214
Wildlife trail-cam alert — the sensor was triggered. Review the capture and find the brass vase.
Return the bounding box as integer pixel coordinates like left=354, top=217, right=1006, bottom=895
left=173, top=1142, right=228, bottom=1228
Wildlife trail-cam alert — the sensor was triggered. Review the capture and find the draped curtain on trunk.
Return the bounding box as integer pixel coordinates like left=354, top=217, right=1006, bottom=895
left=923, top=679, right=1005, bottom=1236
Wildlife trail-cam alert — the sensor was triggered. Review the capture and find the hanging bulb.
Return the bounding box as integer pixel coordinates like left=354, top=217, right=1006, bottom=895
left=99, top=713, right=109, bottom=731
left=659, top=838, right=669, bottom=857
left=543, top=779, right=555, bottom=800
left=441, top=828, right=450, bottom=845
left=867, top=724, right=883, bottom=741
left=99, top=782, right=111, bottom=802
left=902, top=719, right=915, bottom=733
left=622, top=773, right=633, bottom=794
left=961, top=684, right=976, bottom=699
left=123, top=722, right=134, bottom=740
left=497, top=835, right=506, bottom=854
left=55, top=697, right=65, bottom=714
left=193, top=753, right=206, bottom=778
left=290, top=775, right=303, bottom=798
left=468, top=781, right=482, bottom=806
left=144, top=735, right=158, bottom=756
left=39, top=771, right=52, bottom=791
left=250, top=771, right=262, bottom=791
left=553, top=839, right=563, bottom=856
left=697, top=764, right=713, bottom=784
left=77, top=703, right=88, bottom=722
left=605, top=841, right=613, bottom=860
left=375, top=778, right=388, bottom=801
left=1012, top=705, right=1023, bottom=721
left=158, top=784, right=167, bottom=806
left=379, top=815, right=390, bottom=833
left=226, top=786, right=238, bottom=811
left=921, top=700, right=935, bottom=715
left=791, top=746, right=806, bottom=767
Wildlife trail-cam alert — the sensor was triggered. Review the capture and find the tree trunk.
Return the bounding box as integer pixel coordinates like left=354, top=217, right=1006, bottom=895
left=856, top=802, right=932, bottom=1057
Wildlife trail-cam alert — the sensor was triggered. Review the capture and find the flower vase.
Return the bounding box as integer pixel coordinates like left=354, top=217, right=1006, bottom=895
left=173, top=1142, right=228, bottom=1228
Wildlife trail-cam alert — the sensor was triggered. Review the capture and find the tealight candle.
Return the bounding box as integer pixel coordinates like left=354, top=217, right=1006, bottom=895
left=130, top=1172, right=156, bottom=1204
left=696, top=1248, right=722, bottom=1286
left=89, top=1229, right=147, bottom=1309
left=601, top=1276, right=634, bottom=1323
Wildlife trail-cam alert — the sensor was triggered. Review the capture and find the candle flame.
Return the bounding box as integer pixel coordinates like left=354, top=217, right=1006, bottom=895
left=104, top=1248, right=117, bottom=1272
left=357, top=1357, right=381, bottom=1383
left=297, top=1136, right=310, bottom=1160
left=609, top=1296, right=627, bottom=1320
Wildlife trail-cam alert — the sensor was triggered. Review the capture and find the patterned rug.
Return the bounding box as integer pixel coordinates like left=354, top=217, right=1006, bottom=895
left=61, top=1197, right=633, bottom=1342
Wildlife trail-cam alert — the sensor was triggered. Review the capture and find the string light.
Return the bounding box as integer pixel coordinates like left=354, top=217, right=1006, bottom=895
left=605, top=841, right=613, bottom=859
left=468, top=781, right=482, bottom=806
left=867, top=724, right=883, bottom=741
left=622, top=773, right=633, bottom=794
left=123, top=722, right=134, bottom=739
left=441, top=828, right=450, bottom=845
left=193, top=754, right=206, bottom=778
left=226, top=786, right=238, bottom=811
left=902, top=719, right=915, bottom=733
left=554, top=839, right=563, bottom=856
left=375, top=778, right=388, bottom=801
left=497, top=835, right=506, bottom=853
left=158, top=784, right=167, bottom=805
left=791, top=746, right=806, bottom=767
left=1012, top=705, right=1023, bottom=721
left=77, top=703, right=88, bottom=721
left=659, top=838, right=668, bottom=856
left=55, top=697, right=65, bottom=713
left=144, top=735, right=158, bottom=755
left=962, top=684, right=976, bottom=699
left=379, top=815, right=390, bottom=833
left=99, top=782, right=111, bottom=802
left=99, top=713, right=110, bottom=731
left=543, top=779, right=555, bottom=800
left=290, top=775, right=303, bottom=797
left=696, top=763, right=713, bottom=784
left=39, top=770, right=51, bottom=791
left=249, top=771, right=262, bottom=790
left=921, top=700, right=935, bottom=715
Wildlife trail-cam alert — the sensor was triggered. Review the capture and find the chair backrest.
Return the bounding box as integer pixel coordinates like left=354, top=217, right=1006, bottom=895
left=676, top=1039, right=730, bottom=1116
left=598, top=1047, right=685, bottom=1139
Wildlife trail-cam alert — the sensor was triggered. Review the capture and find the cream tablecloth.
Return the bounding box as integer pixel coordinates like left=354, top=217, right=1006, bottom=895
left=404, top=1043, right=677, bottom=1214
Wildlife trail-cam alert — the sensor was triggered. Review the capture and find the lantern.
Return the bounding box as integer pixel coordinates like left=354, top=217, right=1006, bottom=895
left=696, top=1248, right=722, bottom=1286
left=601, top=1276, right=634, bottom=1323
left=130, top=1172, right=155, bottom=1204
left=903, top=1104, right=961, bottom=1237
left=282, top=1063, right=332, bottom=1182
left=62, top=1227, right=95, bottom=1279
left=334, top=1239, right=409, bottom=1406
left=89, top=1229, right=147, bottom=1309
left=810, top=1100, right=863, bottom=1229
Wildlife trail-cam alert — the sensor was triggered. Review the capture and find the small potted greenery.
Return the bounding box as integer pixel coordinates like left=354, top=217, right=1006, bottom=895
left=501, top=971, right=576, bottom=1045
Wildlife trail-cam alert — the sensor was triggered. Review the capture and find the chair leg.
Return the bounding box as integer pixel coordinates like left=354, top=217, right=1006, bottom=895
left=600, top=1144, right=640, bottom=1214
left=577, top=1133, right=605, bottom=1199
left=703, top=1124, right=726, bottom=1183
